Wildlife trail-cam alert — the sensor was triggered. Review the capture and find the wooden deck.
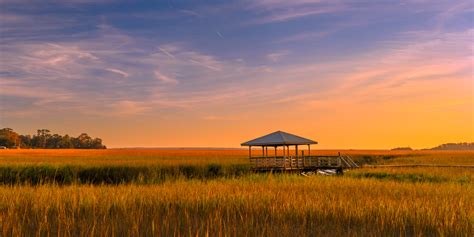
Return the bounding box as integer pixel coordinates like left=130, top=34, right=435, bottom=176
left=250, top=155, right=358, bottom=172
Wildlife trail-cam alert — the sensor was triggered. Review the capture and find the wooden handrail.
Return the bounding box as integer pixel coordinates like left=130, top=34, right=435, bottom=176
left=250, top=155, right=341, bottom=159
left=250, top=155, right=352, bottom=169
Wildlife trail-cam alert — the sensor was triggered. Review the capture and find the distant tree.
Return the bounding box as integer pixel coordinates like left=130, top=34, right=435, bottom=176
left=430, top=143, right=474, bottom=150
left=0, top=128, right=106, bottom=149
left=46, top=134, right=63, bottom=149
left=73, top=133, right=92, bottom=148
left=0, top=128, right=20, bottom=148
left=35, top=129, right=51, bottom=148
left=71, top=133, right=106, bottom=149
left=19, top=135, right=32, bottom=148
left=91, top=137, right=106, bottom=149
left=391, top=147, right=413, bottom=151
left=58, top=135, right=74, bottom=148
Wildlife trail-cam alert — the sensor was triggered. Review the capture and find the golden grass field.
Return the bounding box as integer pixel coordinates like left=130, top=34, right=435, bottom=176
left=1, top=148, right=473, bottom=166
left=0, top=149, right=473, bottom=236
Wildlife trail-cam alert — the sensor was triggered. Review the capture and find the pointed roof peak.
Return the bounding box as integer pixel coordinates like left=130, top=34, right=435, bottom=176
left=241, top=131, right=317, bottom=146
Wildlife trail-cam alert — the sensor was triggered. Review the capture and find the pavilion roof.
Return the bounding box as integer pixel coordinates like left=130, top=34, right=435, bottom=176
left=241, top=131, right=317, bottom=146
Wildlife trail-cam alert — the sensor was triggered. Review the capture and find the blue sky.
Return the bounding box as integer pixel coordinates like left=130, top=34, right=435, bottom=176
left=0, top=0, right=473, bottom=148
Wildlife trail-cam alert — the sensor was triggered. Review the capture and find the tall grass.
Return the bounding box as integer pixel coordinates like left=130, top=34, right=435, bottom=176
left=0, top=149, right=473, bottom=185
left=0, top=149, right=249, bottom=166
left=0, top=164, right=251, bottom=185
left=0, top=149, right=472, bottom=236
left=1, top=149, right=473, bottom=166
left=347, top=167, right=474, bottom=184
left=0, top=175, right=472, bottom=236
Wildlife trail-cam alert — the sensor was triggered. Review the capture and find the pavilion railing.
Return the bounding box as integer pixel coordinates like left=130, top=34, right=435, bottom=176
left=249, top=155, right=348, bottom=169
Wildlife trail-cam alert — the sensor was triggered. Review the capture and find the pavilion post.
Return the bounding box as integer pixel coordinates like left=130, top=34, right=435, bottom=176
left=296, top=145, right=299, bottom=167
left=308, top=145, right=312, bottom=166
left=302, top=150, right=305, bottom=167
left=265, top=146, right=269, bottom=167
left=288, top=145, right=291, bottom=167
left=248, top=146, right=252, bottom=167
left=288, top=145, right=292, bottom=168
left=274, top=146, right=277, bottom=167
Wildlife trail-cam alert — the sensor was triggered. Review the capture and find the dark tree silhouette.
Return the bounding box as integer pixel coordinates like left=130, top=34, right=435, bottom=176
left=0, top=128, right=106, bottom=149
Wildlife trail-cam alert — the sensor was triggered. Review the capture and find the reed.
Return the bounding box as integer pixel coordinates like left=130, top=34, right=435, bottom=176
left=0, top=164, right=251, bottom=185
left=0, top=149, right=472, bottom=236
left=0, top=175, right=472, bottom=236
left=347, top=167, right=474, bottom=184
left=1, top=149, right=473, bottom=166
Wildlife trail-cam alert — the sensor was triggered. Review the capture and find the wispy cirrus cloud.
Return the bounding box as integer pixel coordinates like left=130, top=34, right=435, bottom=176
left=1, top=0, right=472, bottom=147
left=154, top=70, right=178, bottom=84
left=291, top=29, right=473, bottom=108
left=158, top=46, right=176, bottom=59
left=109, top=100, right=151, bottom=116
left=0, top=21, right=272, bottom=117
left=179, top=9, right=202, bottom=18
left=252, top=6, right=347, bottom=24
left=246, top=0, right=473, bottom=27
left=0, top=0, right=113, bottom=5
left=266, top=50, right=289, bottom=62
left=2, top=11, right=471, bottom=119
left=245, top=0, right=350, bottom=24
left=105, top=68, right=129, bottom=77
left=276, top=31, right=331, bottom=43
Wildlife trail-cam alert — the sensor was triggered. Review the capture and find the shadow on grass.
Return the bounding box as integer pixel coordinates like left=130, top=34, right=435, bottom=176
left=347, top=172, right=456, bottom=183
left=0, top=164, right=253, bottom=185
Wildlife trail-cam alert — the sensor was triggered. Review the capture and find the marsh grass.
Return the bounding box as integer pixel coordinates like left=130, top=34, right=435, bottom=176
left=1, top=149, right=472, bottom=185
left=0, top=149, right=473, bottom=236
left=347, top=167, right=474, bottom=184
left=0, top=164, right=251, bottom=185
left=348, top=171, right=450, bottom=183
left=1, top=149, right=473, bottom=166
left=0, top=175, right=472, bottom=236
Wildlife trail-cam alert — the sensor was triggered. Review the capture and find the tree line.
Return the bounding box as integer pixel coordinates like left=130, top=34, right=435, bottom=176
left=0, top=128, right=106, bottom=149
left=428, top=142, right=474, bottom=150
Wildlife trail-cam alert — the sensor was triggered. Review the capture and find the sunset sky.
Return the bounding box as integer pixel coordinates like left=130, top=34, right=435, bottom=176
left=0, top=0, right=473, bottom=149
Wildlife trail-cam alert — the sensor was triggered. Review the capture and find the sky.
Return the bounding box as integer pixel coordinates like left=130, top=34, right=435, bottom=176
left=0, top=0, right=473, bottom=149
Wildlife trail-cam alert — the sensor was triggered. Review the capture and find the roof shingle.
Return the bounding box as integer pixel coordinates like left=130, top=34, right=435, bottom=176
left=241, top=131, right=317, bottom=146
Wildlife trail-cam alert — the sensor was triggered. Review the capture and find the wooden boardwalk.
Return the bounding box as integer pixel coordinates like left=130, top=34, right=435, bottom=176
left=364, top=164, right=474, bottom=169
left=250, top=155, right=358, bottom=172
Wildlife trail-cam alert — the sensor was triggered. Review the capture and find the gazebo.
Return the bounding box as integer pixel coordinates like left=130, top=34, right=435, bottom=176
left=241, top=131, right=358, bottom=172
left=241, top=130, right=317, bottom=159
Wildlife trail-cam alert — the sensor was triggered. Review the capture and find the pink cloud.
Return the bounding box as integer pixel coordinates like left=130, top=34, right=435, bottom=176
left=154, top=70, right=178, bottom=84
left=105, top=68, right=129, bottom=77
